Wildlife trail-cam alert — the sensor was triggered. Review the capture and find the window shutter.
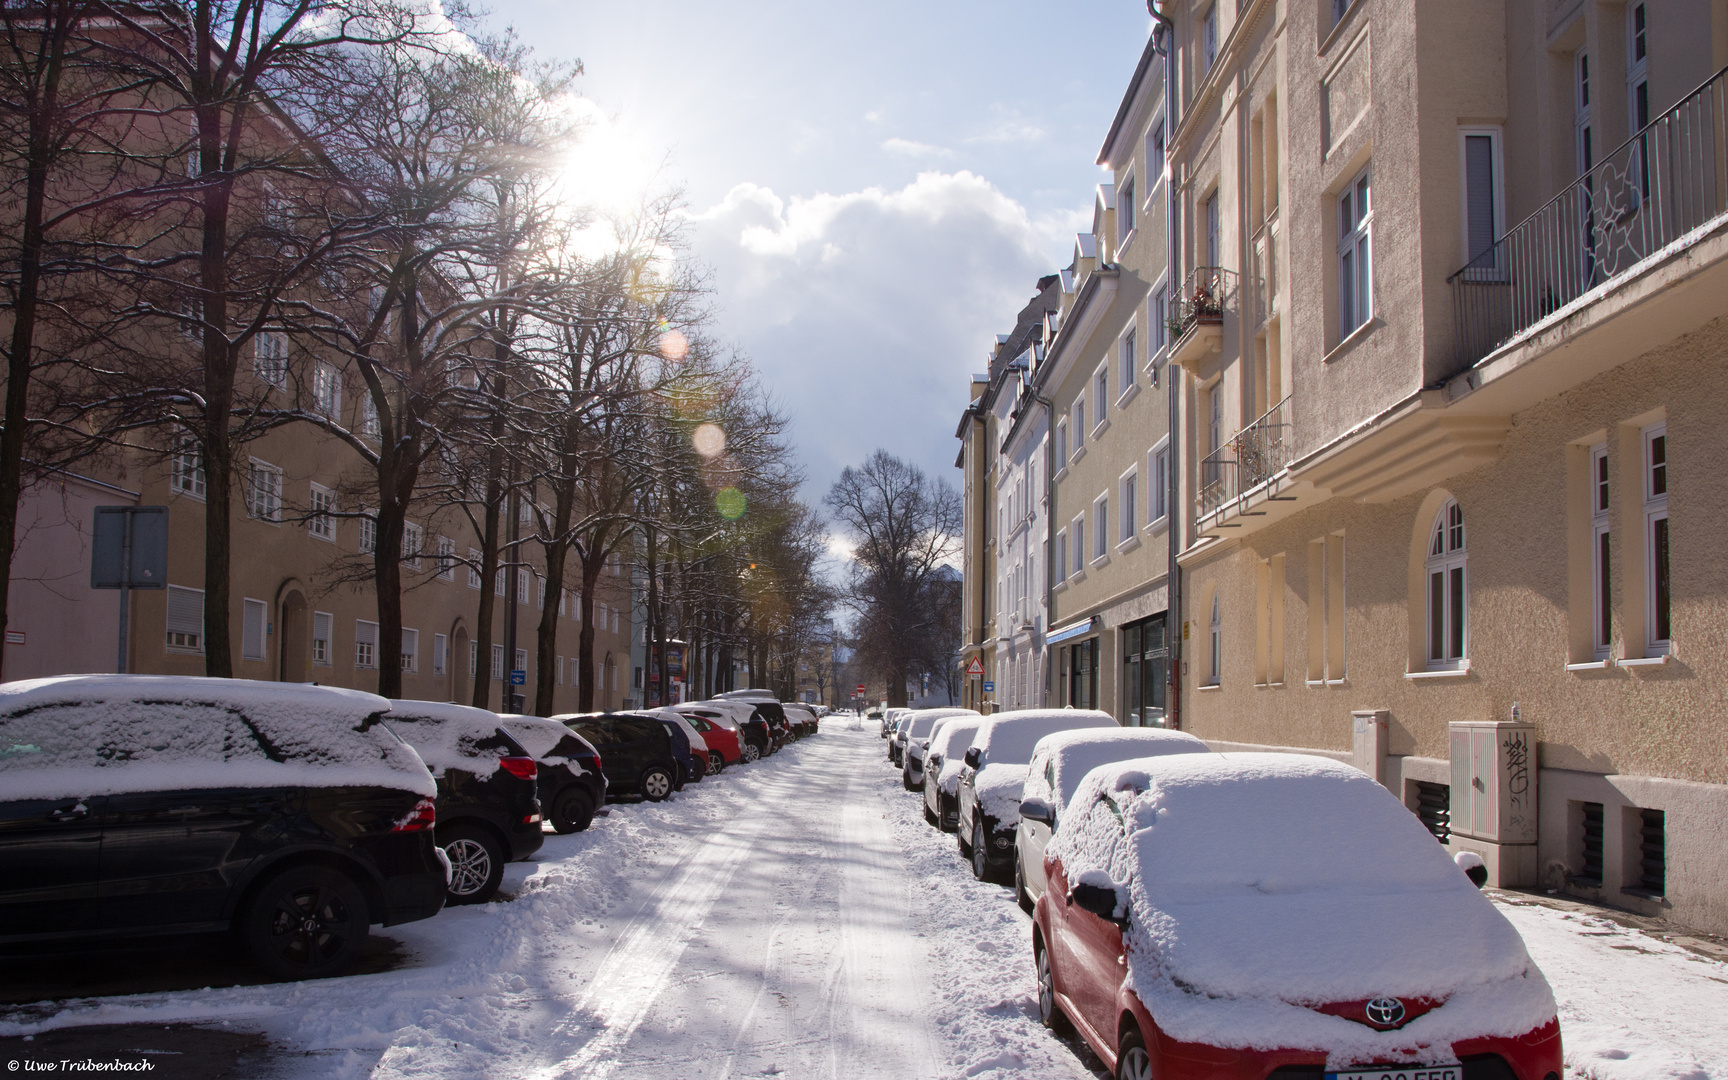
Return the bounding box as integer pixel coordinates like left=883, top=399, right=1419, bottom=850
left=166, top=585, right=205, bottom=651
left=1465, top=135, right=1496, bottom=264
left=312, top=611, right=332, bottom=664
left=401, top=628, right=418, bottom=672
left=242, top=598, right=267, bottom=660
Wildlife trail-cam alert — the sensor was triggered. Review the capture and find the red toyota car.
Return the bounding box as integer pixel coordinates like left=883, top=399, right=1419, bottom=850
left=1033, top=753, right=1561, bottom=1080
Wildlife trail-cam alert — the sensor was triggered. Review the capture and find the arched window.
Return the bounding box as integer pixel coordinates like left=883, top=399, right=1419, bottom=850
left=1207, top=591, right=1222, bottom=686
left=1426, top=500, right=1467, bottom=668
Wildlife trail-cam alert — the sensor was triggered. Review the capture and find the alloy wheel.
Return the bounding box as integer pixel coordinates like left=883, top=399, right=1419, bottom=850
left=1117, top=1033, right=1152, bottom=1080
left=445, top=837, right=493, bottom=899
left=972, top=820, right=990, bottom=880
left=1036, top=947, right=1060, bottom=1030
left=741, top=742, right=761, bottom=763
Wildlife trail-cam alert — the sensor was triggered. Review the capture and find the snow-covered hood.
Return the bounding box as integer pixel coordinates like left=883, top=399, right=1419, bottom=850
left=1048, top=753, right=1557, bottom=1065
left=973, top=763, right=1031, bottom=825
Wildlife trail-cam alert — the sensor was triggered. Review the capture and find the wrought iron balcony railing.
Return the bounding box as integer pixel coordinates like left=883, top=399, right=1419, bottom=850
left=1165, top=266, right=1236, bottom=345
left=1198, top=394, right=1293, bottom=516
left=1446, top=63, right=1728, bottom=379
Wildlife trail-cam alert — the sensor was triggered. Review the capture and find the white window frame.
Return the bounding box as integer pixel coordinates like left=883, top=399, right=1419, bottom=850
left=253, top=331, right=287, bottom=388
left=1093, top=495, right=1109, bottom=561
left=360, top=394, right=380, bottom=441
left=307, top=483, right=336, bottom=542
left=1055, top=419, right=1069, bottom=466
left=516, top=567, right=529, bottom=604
left=1207, top=591, right=1222, bottom=686
left=1094, top=366, right=1109, bottom=430
left=491, top=643, right=505, bottom=681
left=358, top=508, right=377, bottom=554
left=355, top=619, right=378, bottom=669
left=166, top=584, right=204, bottom=653
left=313, top=361, right=341, bottom=418
left=1643, top=422, right=1669, bottom=656
left=1055, top=530, right=1067, bottom=583
left=241, top=597, right=268, bottom=661
left=1337, top=164, right=1373, bottom=337
left=1149, top=437, right=1171, bottom=526
left=401, top=628, right=418, bottom=674
left=401, top=521, right=422, bottom=570
left=1118, top=327, right=1137, bottom=397
left=1146, top=118, right=1166, bottom=191
left=1458, top=127, right=1505, bottom=277
left=1071, top=514, right=1086, bottom=577
left=246, top=459, right=283, bottom=523
left=171, top=435, right=206, bottom=500
left=1072, top=399, right=1085, bottom=451
left=469, top=548, right=483, bottom=590
left=1119, top=468, right=1138, bottom=544
left=1590, top=443, right=1611, bottom=660
left=1627, top=3, right=1649, bottom=138
left=1202, top=4, right=1218, bottom=76
left=1425, top=500, right=1468, bottom=670
left=437, top=535, right=456, bottom=581
left=1118, top=174, right=1136, bottom=241
left=312, top=610, right=332, bottom=666
left=433, top=632, right=447, bottom=677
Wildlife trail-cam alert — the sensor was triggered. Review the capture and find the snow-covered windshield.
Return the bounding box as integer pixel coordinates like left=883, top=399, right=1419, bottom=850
left=973, top=709, right=1115, bottom=767
left=499, top=715, right=596, bottom=763
left=906, top=708, right=980, bottom=742
left=1036, top=728, right=1209, bottom=811
left=385, top=700, right=517, bottom=778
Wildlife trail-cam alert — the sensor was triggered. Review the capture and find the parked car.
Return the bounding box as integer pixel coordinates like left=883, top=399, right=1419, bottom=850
left=0, top=676, right=445, bottom=979
left=557, top=714, right=680, bottom=802
left=1033, top=753, right=1562, bottom=1080
left=882, top=707, right=910, bottom=745
left=921, top=715, right=985, bottom=831
left=900, top=708, right=982, bottom=790
left=782, top=702, right=820, bottom=738
left=1011, top=727, right=1207, bottom=912
left=385, top=701, right=545, bottom=905
left=955, top=709, right=1116, bottom=882
left=867, top=706, right=885, bottom=735
left=670, top=704, right=741, bottom=773
left=695, top=700, right=771, bottom=761
left=496, top=714, right=607, bottom=834
left=651, top=709, right=710, bottom=783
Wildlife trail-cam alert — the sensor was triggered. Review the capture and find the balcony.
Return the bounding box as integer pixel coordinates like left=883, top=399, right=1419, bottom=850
left=1167, top=266, right=1236, bottom=370
left=1197, top=395, right=1293, bottom=526
left=1445, top=64, right=1728, bottom=381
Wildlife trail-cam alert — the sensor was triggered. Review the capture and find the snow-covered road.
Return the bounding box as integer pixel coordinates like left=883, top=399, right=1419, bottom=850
left=3, top=724, right=1725, bottom=1080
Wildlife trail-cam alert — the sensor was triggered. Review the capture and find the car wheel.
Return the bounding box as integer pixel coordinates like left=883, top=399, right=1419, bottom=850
left=1035, top=943, right=1071, bottom=1036
left=902, top=766, right=917, bottom=791
left=641, top=766, right=674, bottom=801
left=924, top=799, right=938, bottom=826
left=1014, top=851, right=1034, bottom=914
left=442, top=824, right=505, bottom=904
left=1116, top=1027, right=1152, bottom=1080
left=708, top=751, right=725, bottom=775
left=740, top=742, right=761, bottom=763
left=239, top=865, right=369, bottom=980
left=971, top=820, right=992, bottom=881
left=551, top=788, right=596, bottom=834
left=957, top=815, right=974, bottom=858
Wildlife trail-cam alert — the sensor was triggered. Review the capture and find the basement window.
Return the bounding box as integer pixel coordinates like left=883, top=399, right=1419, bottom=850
left=1625, top=807, right=1665, bottom=898
left=1413, top=781, right=1450, bottom=843
left=1571, top=800, right=1605, bottom=887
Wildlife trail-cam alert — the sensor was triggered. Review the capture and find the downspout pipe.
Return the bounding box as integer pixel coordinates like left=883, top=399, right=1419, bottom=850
left=1151, top=0, right=1182, bottom=731
left=1026, top=380, right=1056, bottom=708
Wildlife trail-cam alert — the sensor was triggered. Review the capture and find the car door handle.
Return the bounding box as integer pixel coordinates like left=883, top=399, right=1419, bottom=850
left=48, top=804, right=89, bottom=822
left=1117, top=955, right=1126, bottom=967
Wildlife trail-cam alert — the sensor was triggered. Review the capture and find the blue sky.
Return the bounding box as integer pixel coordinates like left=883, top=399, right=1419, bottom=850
left=475, top=0, right=1153, bottom=508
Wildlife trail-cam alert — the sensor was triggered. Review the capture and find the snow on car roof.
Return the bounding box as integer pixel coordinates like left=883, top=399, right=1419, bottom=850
left=971, top=709, right=1116, bottom=767
left=385, top=699, right=517, bottom=778
left=496, top=714, right=597, bottom=763
left=1031, top=727, right=1209, bottom=811
left=928, top=716, right=984, bottom=793
left=1047, top=752, right=1554, bottom=1061
left=905, top=708, right=980, bottom=741
left=0, top=675, right=433, bottom=799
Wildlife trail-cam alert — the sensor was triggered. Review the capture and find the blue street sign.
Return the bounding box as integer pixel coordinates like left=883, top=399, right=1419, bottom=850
left=510, top=669, right=527, bottom=685
left=982, top=681, right=995, bottom=692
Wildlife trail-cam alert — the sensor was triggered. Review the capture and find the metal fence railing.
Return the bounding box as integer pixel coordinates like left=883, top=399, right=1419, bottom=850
left=1446, top=64, right=1728, bottom=380
left=1164, top=266, right=1236, bottom=346
left=1198, top=394, right=1292, bottom=516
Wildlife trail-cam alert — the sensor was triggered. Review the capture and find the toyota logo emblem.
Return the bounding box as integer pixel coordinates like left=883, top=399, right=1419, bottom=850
left=1365, top=997, right=1406, bottom=1026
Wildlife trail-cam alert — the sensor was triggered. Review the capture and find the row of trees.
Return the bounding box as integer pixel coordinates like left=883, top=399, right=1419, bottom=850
left=0, top=0, right=828, bottom=711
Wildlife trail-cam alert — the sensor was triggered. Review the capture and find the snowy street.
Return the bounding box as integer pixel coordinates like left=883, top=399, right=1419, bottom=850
left=3, top=724, right=1727, bottom=1080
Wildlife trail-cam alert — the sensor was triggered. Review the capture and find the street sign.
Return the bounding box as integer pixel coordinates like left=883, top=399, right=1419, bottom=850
left=855, top=683, right=866, bottom=694
left=91, top=506, right=169, bottom=674
left=982, top=681, right=995, bottom=692
left=965, top=657, right=984, bottom=676
left=510, top=669, right=527, bottom=685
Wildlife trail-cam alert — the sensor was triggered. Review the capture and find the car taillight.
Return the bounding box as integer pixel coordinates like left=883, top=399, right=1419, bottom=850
left=584, top=753, right=602, bottom=772
left=499, top=756, right=538, bottom=781
left=523, top=812, right=542, bottom=824
left=393, top=797, right=436, bottom=832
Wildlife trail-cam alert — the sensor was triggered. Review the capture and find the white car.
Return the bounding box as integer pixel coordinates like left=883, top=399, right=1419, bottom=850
left=1012, top=726, right=1208, bottom=911
left=899, top=708, right=982, bottom=790
left=921, top=714, right=985, bottom=831
left=955, top=709, right=1116, bottom=882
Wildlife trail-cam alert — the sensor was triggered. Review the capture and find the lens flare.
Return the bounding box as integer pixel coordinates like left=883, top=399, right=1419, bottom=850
left=716, top=487, right=746, bottom=520
left=692, top=423, right=726, bottom=459
left=659, top=329, right=689, bottom=362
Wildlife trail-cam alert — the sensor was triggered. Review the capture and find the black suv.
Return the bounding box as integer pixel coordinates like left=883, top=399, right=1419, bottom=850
left=497, top=715, right=607, bottom=833
left=0, top=676, right=445, bottom=980
left=560, top=714, right=680, bottom=802
left=386, top=701, right=545, bottom=905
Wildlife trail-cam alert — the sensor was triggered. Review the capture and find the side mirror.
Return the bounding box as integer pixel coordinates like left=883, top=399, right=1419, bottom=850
left=1018, top=796, right=1055, bottom=826
left=964, top=746, right=982, bottom=769
left=1455, top=850, right=1488, bottom=889
left=1069, top=880, right=1128, bottom=926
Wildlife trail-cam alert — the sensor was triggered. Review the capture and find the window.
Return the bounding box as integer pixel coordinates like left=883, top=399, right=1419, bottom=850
left=1255, top=553, right=1287, bottom=686
left=254, top=332, right=287, bottom=388
left=516, top=568, right=529, bottom=603
left=1460, top=129, right=1503, bottom=273
left=557, top=656, right=565, bottom=685
left=1590, top=444, right=1612, bottom=660
left=491, top=643, right=505, bottom=681
left=538, top=575, right=547, bottom=605
left=433, top=633, right=447, bottom=677
left=312, top=611, right=332, bottom=665
left=1207, top=591, right=1222, bottom=686
left=401, top=628, right=418, bottom=673
left=1069, top=638, right=1097, bottom=709
left=469, top=548, right=483, bottom=589
left=1118, top=329, right=1136, bottom=395
left=1123, top=614, right=1168, bottom=726
left=177, top=295, right=202, bottom=340
left=246, top=459, right=283, bottom=522
left=495, top=565, right=506, bottom=596
left=1632, top=807, right=1665, bottom=896
left=166, top=585, right=204, bottom=652
left=515, top=648, right=527, bottom=675
left=561, top=589, right=570, bottom=617
left=355, top=620, right=378, bottom=669
left=308, top=483, right=336, bottom=541
left=1119, top=470, right=1137, bottom=542
left=1094, top=366, right=1108, bottom=425
left=1644, top=423, right=1669, bottom=654
left=313, top=362, right=341, bottom=417
left=1627, top=4, right=1648, bottom=139
left=1118, top=176, right=1135, bottom=239
left=1425, top=500, right=1467, bottom=669
left=242, top=597, right=267, bottom=661
left=1149, top=285, right=1168, bottom=356
left=1055, top=419, right=1069, bottom=465
left=1147, top=120, right=1165, bottom=185
left=1072, top=400, right=1085, bottom=449
left=1205, top=190, right=1220, bottom=267
left=171, top=435, right=206, bottom=499
left=1331, top=0, right=1356, bottom=28
left=1414, top=781, right=1450, bottom=842
left=1202, top=4, right=1218, bottom=75
left=1338, top=165, right=1373, bottom=336
left=1308, top=535, right=1345, bottom=681
left=1093, top=497, right=1108, bottom=560
left=1055, top=530, right=1067, bottom=582
left=360, top=394, right=380, bottom=440
left=1149, top=443, right=1170, bottom=524
left=358, top=509, right=377, bottom=554
left=402, top=521, right=422, bottom=570
left=437, top=535, right=456, bottom=581
left=1071, top=515, right=1085, bottom=576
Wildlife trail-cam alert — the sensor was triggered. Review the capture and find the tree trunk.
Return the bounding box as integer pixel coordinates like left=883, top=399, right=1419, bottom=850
left=200, top=171, right=236, bottom=677
left=469, top=365, right=510, bottom=710
left=575, top=548, right=602, bottom=711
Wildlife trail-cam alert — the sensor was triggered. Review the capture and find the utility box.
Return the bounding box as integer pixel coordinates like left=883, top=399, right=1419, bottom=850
left=1449, top=721, right=1537, bottom=844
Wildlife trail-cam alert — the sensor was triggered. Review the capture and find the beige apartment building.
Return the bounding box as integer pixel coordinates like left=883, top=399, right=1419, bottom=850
left=1038, top=37, right=1177, bottom=727
left=956, top=372, right=998, bottom=712
left=1159, top=0, right=1728, bottom=933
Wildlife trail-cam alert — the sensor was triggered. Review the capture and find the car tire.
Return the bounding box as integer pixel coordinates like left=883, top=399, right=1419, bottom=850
left=902, top=766, right=917, bottom=791
left=708, top=751, right=725, bottom=775
left=957, top=815, right=974, bottom=858
left=1035, top=943, right=1071, bottom=1036
left=550, top=788, right=596, bottom=834
left=442, top=824, right=505, bottom=905
left=1015, top=851, right=1034, bottom=914
left=1116, top=1026, right=1152, bottom=1080
left=640, top=766, right=674, bottom=802
left=971, top=820, right=992, bottom=881
left=741, top=742, right=761, bottom=763
left=924, top=799, right=938, bottom=826
left=239, top=864, right=370, bottom=981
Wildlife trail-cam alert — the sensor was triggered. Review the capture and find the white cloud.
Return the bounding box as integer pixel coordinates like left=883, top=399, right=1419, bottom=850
left=689, top=171, right=1061, bottom=506
left=881, top=137, right=954, bottom=158
left=965, top=106, right=1049, bottom=145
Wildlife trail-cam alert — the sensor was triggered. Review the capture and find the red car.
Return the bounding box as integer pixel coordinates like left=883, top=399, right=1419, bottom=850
left=671, top=704, right=742, bottom=773
left=1032, top=753, right=1561, bottom=1080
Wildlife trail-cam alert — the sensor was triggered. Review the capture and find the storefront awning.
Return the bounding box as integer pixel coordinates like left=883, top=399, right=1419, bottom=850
left=1046, top=616, right=1098, bottom=647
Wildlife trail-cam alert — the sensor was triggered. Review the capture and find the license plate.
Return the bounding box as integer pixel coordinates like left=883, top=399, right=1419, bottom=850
left=1328, top=1068, right=1460, bottom=1080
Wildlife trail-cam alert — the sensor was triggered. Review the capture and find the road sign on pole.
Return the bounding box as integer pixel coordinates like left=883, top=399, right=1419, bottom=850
left=510, top=669, right=527, bottom=686
left=965, top=657, right=984, bottom=676
left=91, top=506, right=168, bottom=674
left=855, top=683, right=866, bottom=694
